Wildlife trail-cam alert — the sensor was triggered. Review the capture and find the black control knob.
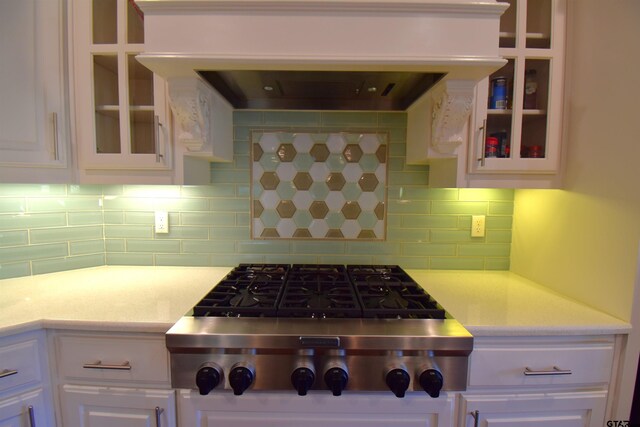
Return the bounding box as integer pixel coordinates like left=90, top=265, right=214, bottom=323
left=419, top=369, right=444, bottom=398
left=324, top=367, right=348, bottom=396
left=291, top=367, right=315, bottom=396
left=229, top=366, right=254, bottom=396
left=195, top=366, right=222, bottom=395
left=386, top=368, right=411, bottom=398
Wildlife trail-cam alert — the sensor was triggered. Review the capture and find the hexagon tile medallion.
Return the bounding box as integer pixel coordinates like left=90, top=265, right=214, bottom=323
left=251, top=131, right=388, bottom=240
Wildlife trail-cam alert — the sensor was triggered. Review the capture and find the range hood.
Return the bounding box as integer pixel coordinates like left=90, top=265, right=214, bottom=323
left=136, top=0, right=508, bottom=162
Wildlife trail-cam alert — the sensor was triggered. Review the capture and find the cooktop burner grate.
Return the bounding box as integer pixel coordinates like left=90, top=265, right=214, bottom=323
left=279, top=265, right=361, bottom=318
left=192, top=264, right=445, bottom=319
left=192, top=264, right=289, bottom=317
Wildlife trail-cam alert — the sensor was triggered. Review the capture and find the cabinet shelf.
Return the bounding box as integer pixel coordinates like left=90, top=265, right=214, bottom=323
left=487, top=109, right=547, bottom=116
left=523, top=109, right=547, bottom=116
left=499, top=31, right=551, bottom=41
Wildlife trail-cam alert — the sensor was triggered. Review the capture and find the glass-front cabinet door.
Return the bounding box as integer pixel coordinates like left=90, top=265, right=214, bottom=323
left=469, top=0, right=566, bottom=174
left=72, top=0, right=171, bottom=172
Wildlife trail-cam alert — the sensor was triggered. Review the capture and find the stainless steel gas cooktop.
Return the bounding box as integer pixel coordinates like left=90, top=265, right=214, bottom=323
left=166, top=264, right=473, bottom=398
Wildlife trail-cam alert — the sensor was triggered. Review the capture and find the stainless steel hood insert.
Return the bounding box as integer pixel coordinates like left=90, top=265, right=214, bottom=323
left=198, top=70, right=444, bottom=111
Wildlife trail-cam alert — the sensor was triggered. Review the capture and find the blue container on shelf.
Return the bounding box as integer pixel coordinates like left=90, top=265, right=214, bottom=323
left=490, top=77, right=507, bottom=109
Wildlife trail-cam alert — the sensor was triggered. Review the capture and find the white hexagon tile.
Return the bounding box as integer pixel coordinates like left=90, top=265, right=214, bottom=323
left=251, top=131, right=388, bottom=240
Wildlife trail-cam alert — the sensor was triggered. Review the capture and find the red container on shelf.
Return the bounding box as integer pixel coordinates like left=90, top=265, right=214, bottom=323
left=525, top=145, right=544, bottom=158
left=485, top=137, right=499, bottom=158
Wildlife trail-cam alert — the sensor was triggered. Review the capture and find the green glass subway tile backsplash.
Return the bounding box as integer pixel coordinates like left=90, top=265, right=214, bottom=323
left=0, top=111, right=514, bottom=279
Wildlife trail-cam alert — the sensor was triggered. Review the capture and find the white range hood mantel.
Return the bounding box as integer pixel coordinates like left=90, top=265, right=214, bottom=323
left=136, top=0, right=507, bottom=160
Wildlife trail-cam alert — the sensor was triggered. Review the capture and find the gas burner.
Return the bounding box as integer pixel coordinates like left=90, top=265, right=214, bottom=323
left=356, top=282, right=446, bottom=319
left=233, top=264, right=290, bottom=281
left=366, top=286, right=410, bottom=310
left=278, top=280, right=361, bottom=318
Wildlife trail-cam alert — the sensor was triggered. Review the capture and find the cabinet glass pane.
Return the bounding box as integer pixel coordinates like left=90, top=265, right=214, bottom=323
left=499, top=0, right=517, bottom=48
left=128, top=55, right=153, bottom=106
left=94, top=55, right=121, bottom=154
left=526, top=0, right=552, bottom=48
left=93, top=0, right=117, bottom=44
left=486, top=59, right=515, bottom=159
left=520, top=59, right=550, bottom=158
left=130, top=110, right=155, bottom=154
left=128, top=54, right=154, bottom=154
left=127, top=0, right=145, bottom=43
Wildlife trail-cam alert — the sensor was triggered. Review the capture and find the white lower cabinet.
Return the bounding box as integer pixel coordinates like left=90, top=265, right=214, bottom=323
left=0, top=388, right=49, bottom=427
left=459, top=391, right=607, bottom=427
left=178, top=389, right=455, bottom=427
left=459, top=335, right=616, bottom=427
left=60, top=385, right=175, bottom=427
left=53, top=331, right=176, bottom=427
left=0, top=331, right=54, bottom=427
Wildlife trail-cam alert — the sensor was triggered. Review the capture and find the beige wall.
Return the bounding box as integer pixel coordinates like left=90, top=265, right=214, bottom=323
left=511, top=0, right=640, bottom=417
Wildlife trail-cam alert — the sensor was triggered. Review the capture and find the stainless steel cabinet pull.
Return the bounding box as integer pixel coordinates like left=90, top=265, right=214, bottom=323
left=477, top=119, right=487, bottom=166
left=82, top=360, right=132, bottom=370
left=155, top=406, right=164, bottom=427
left=28, top=405, right=36, bottom=427
left=52, top=112, right=59, bottom=161
left=524, top=366, right=572, bottom=376
left=154, top=115, right=164, bottom=162
left=0, top=369, right=18, bottom=378
left=470, top=410, right=479, bottom=427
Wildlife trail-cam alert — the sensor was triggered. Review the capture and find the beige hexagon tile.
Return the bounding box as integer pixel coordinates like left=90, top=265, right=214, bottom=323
left=293, top=229, right=312, bottom=238
left=326, top=173, right=346, bottom=191
left=309, top=201, right=329, bottom=219
left=293, top=172, right=313, bottom=190
left=253, top=200, right=264, bottom=218
left=326, top=229, right=344, bottom=238
left=310, top=144, right=330, bottom=162
left=276, top=200, right=296, bottom=218
left=253, top=144, right=264, bottom=161
left=252, top=131, right=387, bottom=240
left=261, top=228, right=280, bottom=238
left=376, top=145, right=387, bottom=163
left=277, top=144, right=297, bottom=162
left=358, top=230, right=377, bottom=239
left=343, top=144, right=363, bottom=163
left=260, top=171, right=280, bottom=190
left=374, top=202, right=385, bottom=220
left=358, top=173, right=379, bottom=192
left=341, top=201, right=362, bottom=220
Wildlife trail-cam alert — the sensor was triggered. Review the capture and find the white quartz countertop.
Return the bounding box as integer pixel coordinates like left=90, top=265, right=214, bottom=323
left=0, top=266, right=231, bottom=336
left=407, top=269, right=630, bottom=336
left=0, top=266, right=630, bottom=337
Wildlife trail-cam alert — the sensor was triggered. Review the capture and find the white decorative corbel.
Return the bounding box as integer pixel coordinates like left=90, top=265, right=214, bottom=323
left=167, top=77, right=212, bottom=152
left=430, top=80, right=476, bottom=155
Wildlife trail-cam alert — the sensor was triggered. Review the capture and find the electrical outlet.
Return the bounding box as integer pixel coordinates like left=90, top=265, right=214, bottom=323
left=155, top=211, right=169, bottom=234
left=471, top=215, right=485, bottom=237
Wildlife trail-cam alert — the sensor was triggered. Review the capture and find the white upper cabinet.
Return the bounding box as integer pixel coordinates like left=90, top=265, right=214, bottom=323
left=70, top=0, right=176, bottom=183
left=465, top=0, right=567, bottom=188
left=0, top=0, right=72, bottom=183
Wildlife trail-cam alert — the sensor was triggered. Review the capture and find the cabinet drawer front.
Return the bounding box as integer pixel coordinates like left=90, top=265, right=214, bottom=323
left=469, top=342, right=614, bottom=387
left=0, top=338, right=41, bottom=392
left=56, top=335, right=169, bottom=384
